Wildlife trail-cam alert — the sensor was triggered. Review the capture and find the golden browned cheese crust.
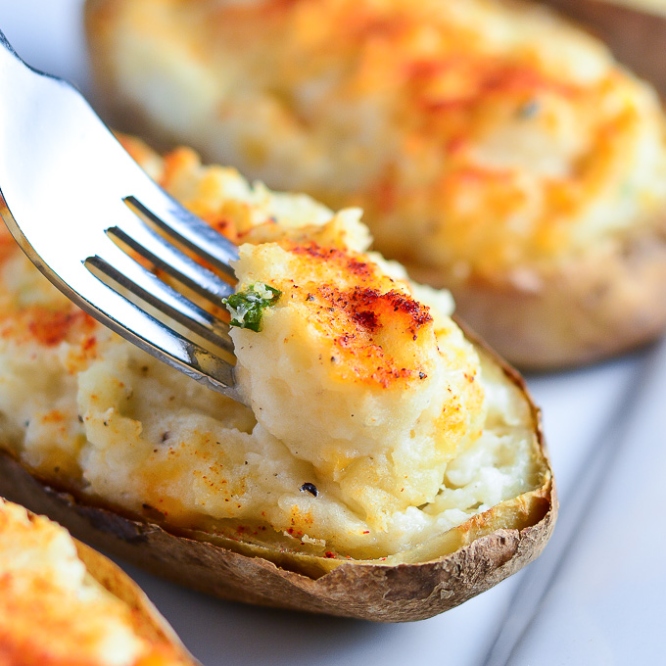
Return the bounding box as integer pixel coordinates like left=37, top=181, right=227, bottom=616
left=84, top=0, right=666, bottom=368
left=0, top=497, right=195, bottom=666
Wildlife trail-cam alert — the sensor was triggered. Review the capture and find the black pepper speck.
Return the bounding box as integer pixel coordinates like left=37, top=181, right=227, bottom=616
left=300, top=482, right=318, bottom=497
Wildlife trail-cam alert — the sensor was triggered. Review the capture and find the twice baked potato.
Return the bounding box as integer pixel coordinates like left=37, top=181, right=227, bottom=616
left=0, top=496, right=196, bottom=665
left=84, top=0, right=666, bottom=370
left=0, top=136, right=555, bottom=622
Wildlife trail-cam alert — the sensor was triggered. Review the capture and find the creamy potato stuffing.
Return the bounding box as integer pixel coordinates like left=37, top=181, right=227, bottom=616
left=0, top=138, right=539, bottom=559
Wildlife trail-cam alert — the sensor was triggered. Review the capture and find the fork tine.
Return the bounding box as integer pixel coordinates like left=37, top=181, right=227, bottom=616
left=107, top=219, right=235, bottom=303
left=43, top=259, right=237, bottom=393
left=85, top=246, right=234, bottom=355
left=125, top=194, right=238, bottom=278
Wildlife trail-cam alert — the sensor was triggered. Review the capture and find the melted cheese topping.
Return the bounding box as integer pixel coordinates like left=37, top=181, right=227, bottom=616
left=0, top=138, right=539, bottom=560
left=0, top=498, right=187, bottom=666
left=89, top=0, right=666, bottom=279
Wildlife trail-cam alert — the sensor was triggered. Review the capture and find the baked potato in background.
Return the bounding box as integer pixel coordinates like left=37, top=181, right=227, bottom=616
left=84, top=0, right=666, bottom=370
left=0, top=496, right=197, bottom=666
left=536, top=0, right=666, bottom=96
left=0, top=137, right=555, bottom=622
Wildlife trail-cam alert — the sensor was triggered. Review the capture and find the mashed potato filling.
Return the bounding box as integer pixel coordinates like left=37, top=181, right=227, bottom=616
left=230, top=233, right=485, bottom=533
left=0, top=139, right=539, bottom=560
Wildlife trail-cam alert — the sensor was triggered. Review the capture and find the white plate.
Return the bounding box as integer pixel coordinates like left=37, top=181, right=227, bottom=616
left=0, top=2, right=663, bottom=663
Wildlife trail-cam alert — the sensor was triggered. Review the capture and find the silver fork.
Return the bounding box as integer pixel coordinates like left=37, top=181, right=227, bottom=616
left=0, top=30, right=240, bottom=397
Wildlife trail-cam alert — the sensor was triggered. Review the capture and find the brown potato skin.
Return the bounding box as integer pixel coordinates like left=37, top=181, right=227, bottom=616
left=0, top=341, right=556, bottom=623
left=536, top=0, right=666, bottom=96
left=73, top=541, right=198, bottom=665
left=409, top=222, right=666, bottom=370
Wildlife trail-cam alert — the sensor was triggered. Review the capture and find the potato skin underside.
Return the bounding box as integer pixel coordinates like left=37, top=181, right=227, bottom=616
left=411, top=222, right=666, bottom=370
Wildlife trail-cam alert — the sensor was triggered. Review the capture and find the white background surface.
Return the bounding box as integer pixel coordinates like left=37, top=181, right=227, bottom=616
left=0, top=2, right=664, bottom=664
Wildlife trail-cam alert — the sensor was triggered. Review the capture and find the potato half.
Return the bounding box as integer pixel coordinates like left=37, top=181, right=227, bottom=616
left=0, top=349, right=554, bottom=623
left=0, top=138, right=555, bottom=622
left=84, top=0, right=666, bottom=370
left=0, top=496, right=197, bottom=665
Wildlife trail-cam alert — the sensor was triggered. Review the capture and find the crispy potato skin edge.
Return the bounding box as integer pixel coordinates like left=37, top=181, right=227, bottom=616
left=411, top=224, right=666, bottom=370
left=536, top=0, right=666, bottom=96
left=0, top=336, right=556, bottom=622
left=0, top=503, right=198, bottom=665
left=73, top=541, right=198, bottom=664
